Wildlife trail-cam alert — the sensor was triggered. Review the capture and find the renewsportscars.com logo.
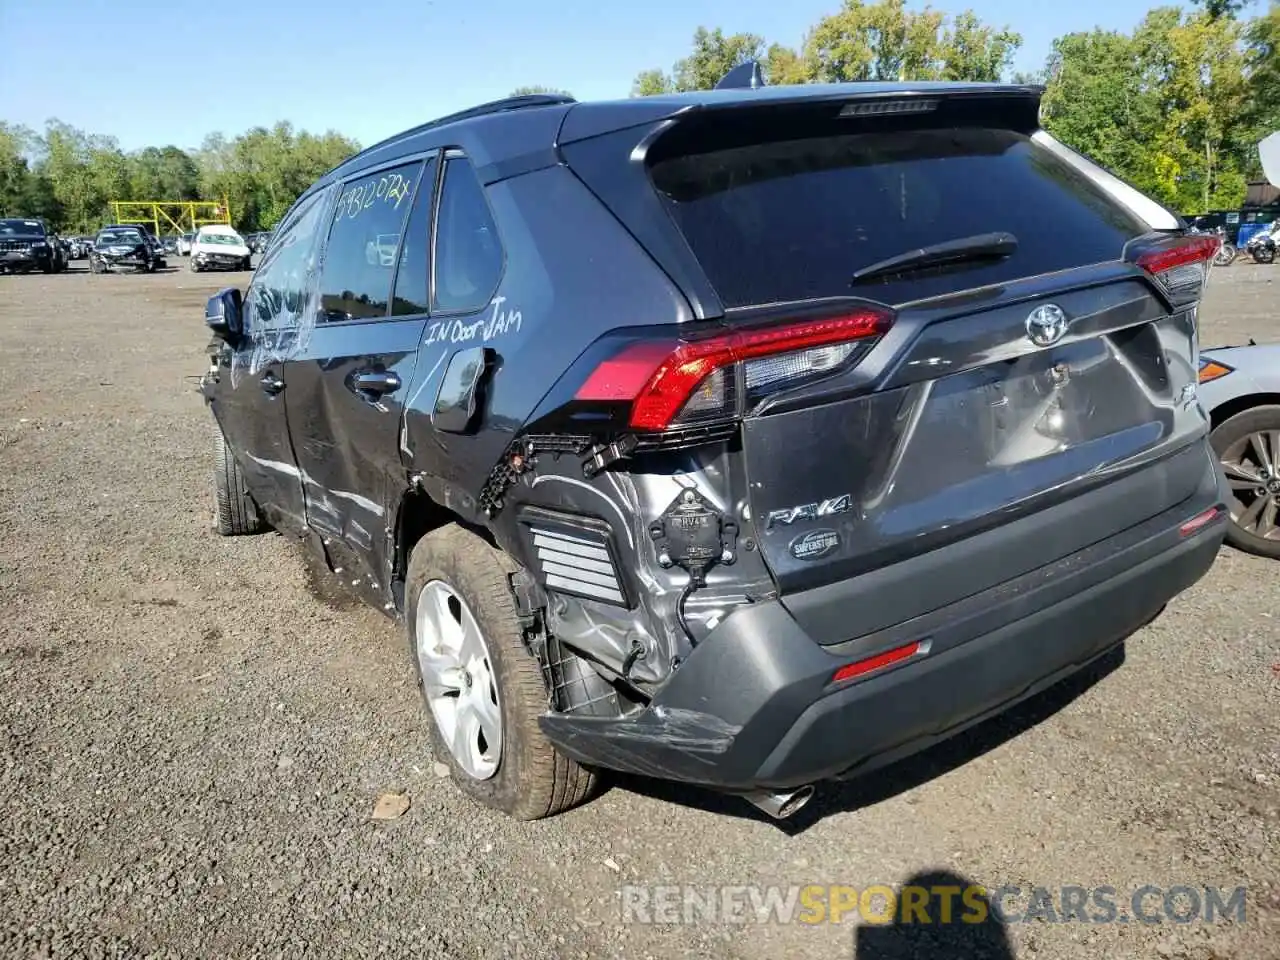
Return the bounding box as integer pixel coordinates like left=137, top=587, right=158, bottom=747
left=620, top=884, right=1248, bottom=926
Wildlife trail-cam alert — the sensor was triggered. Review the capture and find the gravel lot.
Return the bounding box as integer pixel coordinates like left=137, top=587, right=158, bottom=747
left=1, top=259, right=1277, bottom=959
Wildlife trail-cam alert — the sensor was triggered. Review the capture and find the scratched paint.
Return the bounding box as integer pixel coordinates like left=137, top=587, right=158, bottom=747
left=246, top=453, right=385, bottom=518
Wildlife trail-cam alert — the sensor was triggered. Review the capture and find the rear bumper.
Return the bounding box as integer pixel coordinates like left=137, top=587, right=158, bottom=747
left=540, top=440, right=1227, bottom=790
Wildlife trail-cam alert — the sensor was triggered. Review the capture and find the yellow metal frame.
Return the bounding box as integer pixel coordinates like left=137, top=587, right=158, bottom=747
left=108, top=199, right=231, bottom=237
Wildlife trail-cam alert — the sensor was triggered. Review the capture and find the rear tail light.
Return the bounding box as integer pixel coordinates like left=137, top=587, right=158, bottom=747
left=574, top=308, right=893, bottom=432
left=1132, top=234, right=1219, bottom=305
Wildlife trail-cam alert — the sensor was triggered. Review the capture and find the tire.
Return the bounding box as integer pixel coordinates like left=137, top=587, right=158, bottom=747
left=88, top=257, right=100, bottom=274
left=213, top=427, right=265, bottom=536
left=1213, top=244, right=1236, bottom=266
left=1210, top=405, right=1280, bottom=560
left=1254, top=245, right=1276, bottom=265
left=190, top=260, right=201, bottom=272
left=406, top=524, right=597, bottom=819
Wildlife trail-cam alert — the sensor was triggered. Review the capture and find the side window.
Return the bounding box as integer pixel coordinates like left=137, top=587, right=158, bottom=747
left=245, top=189, right=328, bottom=334
left=433, top=156, right=503, bottom=314
left=391, top=156, right=438, bottom=316
left=318, top=161, right=422, bottom=322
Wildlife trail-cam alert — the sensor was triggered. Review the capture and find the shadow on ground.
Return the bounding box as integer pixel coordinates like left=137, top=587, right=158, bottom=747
left=609, top=644, right=1126, bottom=833
left=853, top=869, right=1016, bottom=960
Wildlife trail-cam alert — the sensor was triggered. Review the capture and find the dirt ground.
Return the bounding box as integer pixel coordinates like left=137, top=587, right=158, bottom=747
left=1, top=258, right=1277, bottom=960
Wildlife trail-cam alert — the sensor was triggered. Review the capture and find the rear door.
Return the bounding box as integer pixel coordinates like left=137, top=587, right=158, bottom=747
left=284, top=156, right=435, bottom=595
left=213, top=188, right=330, bottom=533
left=573, top=96, right=1208, bottom=621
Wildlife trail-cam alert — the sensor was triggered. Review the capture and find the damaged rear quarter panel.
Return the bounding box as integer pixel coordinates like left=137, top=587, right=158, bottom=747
left=397, top=164, right=693, bottom=529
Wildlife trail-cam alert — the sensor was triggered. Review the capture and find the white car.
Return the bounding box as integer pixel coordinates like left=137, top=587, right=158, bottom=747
left=190, top=226, right=252, bottom=272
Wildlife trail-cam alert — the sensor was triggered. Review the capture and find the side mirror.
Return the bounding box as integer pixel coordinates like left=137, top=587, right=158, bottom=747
left=206, top=287, right=244, bottom=344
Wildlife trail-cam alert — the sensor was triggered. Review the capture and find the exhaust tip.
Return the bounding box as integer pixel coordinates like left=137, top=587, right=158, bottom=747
left=742, top=784, right=816, bottom=820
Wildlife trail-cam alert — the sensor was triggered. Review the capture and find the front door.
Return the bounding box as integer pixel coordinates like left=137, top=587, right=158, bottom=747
left=217, top=186, right=333, bottom=532
left=285, top=157, right=434, bottom=596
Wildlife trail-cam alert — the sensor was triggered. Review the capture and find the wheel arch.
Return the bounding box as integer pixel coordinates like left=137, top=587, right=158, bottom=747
left=392, top=484, right=500, bottom=613
left=1208, top=393, right=1280, bottom=432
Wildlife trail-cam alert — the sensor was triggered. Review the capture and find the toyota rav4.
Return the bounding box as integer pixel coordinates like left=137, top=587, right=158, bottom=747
left=202, top=81, right=1229, bottom=821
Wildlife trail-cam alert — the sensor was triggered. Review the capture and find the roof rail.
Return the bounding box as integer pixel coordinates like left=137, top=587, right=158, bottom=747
left=347, top=93, right=577, bottom=165
left=715, top=61, right=766, bottom=90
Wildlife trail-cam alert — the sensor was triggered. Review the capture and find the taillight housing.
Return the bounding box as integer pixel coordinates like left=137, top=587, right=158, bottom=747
left=1130, top=233, right=1219, bottom=307
left=574, top=308, right=893, bottom=433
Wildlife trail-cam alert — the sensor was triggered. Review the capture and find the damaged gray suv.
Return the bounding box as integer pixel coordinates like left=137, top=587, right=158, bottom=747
left=202, top=78, right=1229, bottom=820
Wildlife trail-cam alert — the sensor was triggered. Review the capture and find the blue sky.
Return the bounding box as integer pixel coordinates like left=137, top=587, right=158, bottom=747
left=0, top=0, right=1208, bottom=152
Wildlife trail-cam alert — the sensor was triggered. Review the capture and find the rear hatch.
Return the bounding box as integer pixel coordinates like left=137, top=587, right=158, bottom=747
left=561, top=91, right=1211, bottom=640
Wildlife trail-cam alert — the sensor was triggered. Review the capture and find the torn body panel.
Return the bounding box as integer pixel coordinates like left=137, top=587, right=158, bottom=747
left=284, top=314, right=428, bottom=602
left=396, top=164, right=694, bottom=509
left=519, top=450, right=774, bottom=688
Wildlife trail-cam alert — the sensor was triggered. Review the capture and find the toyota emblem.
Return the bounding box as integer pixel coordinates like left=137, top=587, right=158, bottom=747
left=1025, top=304, right=1068, bottom=347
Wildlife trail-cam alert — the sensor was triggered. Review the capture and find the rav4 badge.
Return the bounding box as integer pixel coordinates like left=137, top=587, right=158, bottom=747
left=765, top=493, right=853, bottom=529
left=790, top=529, right=841, bottom=561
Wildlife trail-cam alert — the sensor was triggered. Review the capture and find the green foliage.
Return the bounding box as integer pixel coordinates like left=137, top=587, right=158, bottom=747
left=1042, top=5, right=1275, bottom=213
left=632, top=27, right=765, bottom=94
left=195, top=122, right=359, bottom=232
left=1190, top=0, right=1250, bottom=20
left=0, top=118, right=358, bottom=233
left=509, top=85, right=573, bottom=97
left=635, top=3, right=1020, bottom=90
left=1244, top=2, right=1280, bottom=148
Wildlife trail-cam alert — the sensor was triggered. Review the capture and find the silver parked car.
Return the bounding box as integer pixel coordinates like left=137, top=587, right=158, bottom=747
left=1199, top=340, right=1280, bottom=558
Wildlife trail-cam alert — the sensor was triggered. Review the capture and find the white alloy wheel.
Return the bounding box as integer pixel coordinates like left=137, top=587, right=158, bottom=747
left=415, top=579, right=502, bottom=780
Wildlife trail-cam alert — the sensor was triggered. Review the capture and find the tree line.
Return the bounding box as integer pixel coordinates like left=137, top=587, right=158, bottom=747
left=0, top=120, right=358, bottom=235
left=2, top=0, right=1277, bottom=233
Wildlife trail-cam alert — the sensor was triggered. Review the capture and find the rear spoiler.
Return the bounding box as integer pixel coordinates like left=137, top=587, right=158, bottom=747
left=558, top=83, right=1045, bottom=145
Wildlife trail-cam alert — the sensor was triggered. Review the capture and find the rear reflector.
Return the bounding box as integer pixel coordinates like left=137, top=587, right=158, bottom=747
left=831, top=640, right=923, bottom=685
left=1197, top=358, right=1234, bottom=384
left=575, top=309, right=893, bottom=432
left=1179, top=506, right=1222, bottom=538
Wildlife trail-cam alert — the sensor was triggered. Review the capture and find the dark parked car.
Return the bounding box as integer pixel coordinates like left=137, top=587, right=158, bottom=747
left=202, top=82, right=1229, bottom=821
left=0, top=217, right=67, bottom=273
left=89, top=225, right=165, bottom=273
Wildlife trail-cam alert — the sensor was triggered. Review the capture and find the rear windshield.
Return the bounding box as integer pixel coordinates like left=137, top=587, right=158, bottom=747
left=649, top=128, right=1149, bottom=308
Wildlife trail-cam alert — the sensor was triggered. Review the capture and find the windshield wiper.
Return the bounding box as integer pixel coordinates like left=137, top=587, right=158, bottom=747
left=850, top=231, right=1018, bottom=285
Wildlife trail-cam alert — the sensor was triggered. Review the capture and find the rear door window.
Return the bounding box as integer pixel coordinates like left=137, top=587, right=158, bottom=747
left=432, top=155, right=503, bottom=314
left=317, top=160, right=423, bottom=322
left=391, top=155, right=439, bottom=317
left=649, top=128, right=1150, bottom=308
